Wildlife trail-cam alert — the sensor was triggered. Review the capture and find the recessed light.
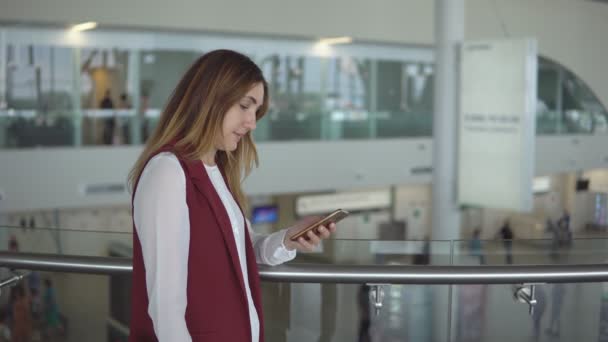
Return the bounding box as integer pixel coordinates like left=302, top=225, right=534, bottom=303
left=70, top=21, right=98, bottom=32
left=318, top=36, right=353, bottom=45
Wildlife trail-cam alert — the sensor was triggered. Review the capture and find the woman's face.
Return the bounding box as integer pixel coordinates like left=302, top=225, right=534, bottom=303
left=217, top=82, right=264, bottom=152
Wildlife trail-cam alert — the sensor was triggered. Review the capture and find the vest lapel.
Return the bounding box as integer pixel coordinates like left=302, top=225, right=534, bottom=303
left=243, top=225, right=264, bottom=341
left=217, top=167, right=265, bottom=341
left=183, top=159, right=248, bottom=302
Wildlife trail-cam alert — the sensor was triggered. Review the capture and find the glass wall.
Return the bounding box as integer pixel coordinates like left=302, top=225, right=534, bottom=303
left=1, top=27, right=606, bottom=149
left=2, top=45, right=75, bottom=147
left=537, top=57, right=608, bottom=135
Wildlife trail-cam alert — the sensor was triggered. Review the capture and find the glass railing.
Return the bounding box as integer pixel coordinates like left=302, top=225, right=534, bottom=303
left=449, top=281, right=603, bottom=341
left=0, top=109, right=145, bottom=148
left=536, top=109, right=608, bottom=135
left=0, top=109, right=434, bottom=148
left=1, top=226, right=607, bottom=342
left=0, top=225, right=132, bottom=342
left=3, top=108, right=607, bottom=148
left=288, top=239, right=453, bottom=266
left=0, top=225, right=132, bottom=256
left=452, top=237, right=608, bottom=265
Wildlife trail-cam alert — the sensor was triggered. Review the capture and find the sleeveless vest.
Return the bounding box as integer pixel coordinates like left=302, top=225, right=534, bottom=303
left=129, top=145, right=264, bottom=341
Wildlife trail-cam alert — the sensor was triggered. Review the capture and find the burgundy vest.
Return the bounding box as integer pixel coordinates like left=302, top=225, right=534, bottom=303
left=129, top=145, right=265, bottom=341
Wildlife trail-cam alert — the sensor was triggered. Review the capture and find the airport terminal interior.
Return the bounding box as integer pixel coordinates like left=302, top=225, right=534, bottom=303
left=1, top=0, right=608, bottom=341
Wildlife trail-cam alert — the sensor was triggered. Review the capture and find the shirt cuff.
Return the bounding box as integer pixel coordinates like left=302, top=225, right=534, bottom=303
left=269, top=229, right=297, bottom=263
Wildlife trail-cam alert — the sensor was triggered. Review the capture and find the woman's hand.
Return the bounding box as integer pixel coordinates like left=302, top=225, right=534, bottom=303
left=283, top=216, right=337, bottom=252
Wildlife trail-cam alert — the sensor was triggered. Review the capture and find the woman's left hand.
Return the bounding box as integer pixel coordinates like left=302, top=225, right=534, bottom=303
left=283, top=216, right=337, bottom=252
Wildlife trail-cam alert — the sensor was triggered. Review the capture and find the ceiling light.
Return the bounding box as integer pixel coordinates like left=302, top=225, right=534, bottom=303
left=318, top=36, right=353, bottom=45
left=70, top=21, right=98, bottom=32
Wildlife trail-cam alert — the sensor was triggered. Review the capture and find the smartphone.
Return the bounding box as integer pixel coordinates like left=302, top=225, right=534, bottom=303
left=289, top=209, right=350, bottom=241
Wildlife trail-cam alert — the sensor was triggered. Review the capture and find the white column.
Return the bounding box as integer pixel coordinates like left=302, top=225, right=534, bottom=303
left=368, top=60, right=378, bottom=138
left=432, top=1, right=464, bottom=342
left=127, top=49, right=141, bottom=144
left=71, top=48, right=82, bottom=146
left=432, top=0, right=463, bottom=242
left=0, top=29, right=7, bottom=149
left=0, top=29, right=6, bottom=109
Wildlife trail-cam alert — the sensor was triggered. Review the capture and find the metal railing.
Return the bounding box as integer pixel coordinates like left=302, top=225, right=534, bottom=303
left=1, top=251, right=607, bottom=285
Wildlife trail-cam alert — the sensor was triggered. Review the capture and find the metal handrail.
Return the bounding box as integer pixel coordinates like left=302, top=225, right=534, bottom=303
left=0, top=252, right=131, bottom=275
left=0, top=251, right=607, bottom=285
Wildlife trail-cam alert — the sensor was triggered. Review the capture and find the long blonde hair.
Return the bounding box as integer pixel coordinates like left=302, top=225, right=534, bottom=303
left=128, top=50, right=269, bottom=211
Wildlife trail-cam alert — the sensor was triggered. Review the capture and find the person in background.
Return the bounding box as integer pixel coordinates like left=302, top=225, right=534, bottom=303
left=558, top=209, right=570, bottom=231
left=469, top=228, right=485, bottom=265
left=43, top=278, right=62, bottom=339
left=546, top=283, right=566, bottom=338
left=0, top=311, right=10, bottom=342
left=413, top=236, right=431, bottom=265
left=139, top=92, right=151, bottom=142
left=547, top=218, right=561, bottom=260
left=497, top=220, right=514, bottom=264
left=357, top=285, right=371, bottom=342
left=1, top=237, right=19, bottom=321
left=11, top=285, right=31, bottom=342
left=531, top=285, right=547, bottom=341
left=558, top=209, right=572, bottom=247
left=8, top=236, right=18, bottom=253
left=27, top=271, right=41, bottom=321
left=0, top=269, right=10, bottom=327
left=100, top=89, right=116, bottom=145
left=7, top=231, right=42, bottom=322
left=116, top=92, right=132, bottom=144
left=118, top=93, right=132, bottom=109
left=100, top=89, right=114, bottom=109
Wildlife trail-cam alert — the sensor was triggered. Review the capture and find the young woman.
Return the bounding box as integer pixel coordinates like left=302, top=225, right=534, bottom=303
left=128, top=49, right=336, bottom=341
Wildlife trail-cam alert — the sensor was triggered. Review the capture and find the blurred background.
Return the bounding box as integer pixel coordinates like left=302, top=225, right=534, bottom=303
left=1, top=0, right=608, bottom=341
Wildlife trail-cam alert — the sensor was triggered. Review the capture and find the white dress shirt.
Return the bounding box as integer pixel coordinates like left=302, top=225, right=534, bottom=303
left=133, top=152, right=296, bottom=342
